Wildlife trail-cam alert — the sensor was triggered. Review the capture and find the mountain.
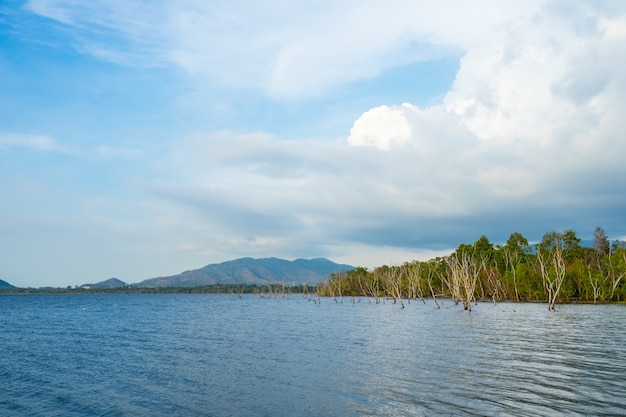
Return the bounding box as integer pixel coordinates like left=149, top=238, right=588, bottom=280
left=0, top=279, right=14, bottom=288
left=136, top=257, right=354, bottom=287
left=80, top=278, right=126, bottom=289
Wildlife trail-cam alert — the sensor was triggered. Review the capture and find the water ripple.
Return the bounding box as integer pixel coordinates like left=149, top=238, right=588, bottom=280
left=1, top=295, right=625, bottom=416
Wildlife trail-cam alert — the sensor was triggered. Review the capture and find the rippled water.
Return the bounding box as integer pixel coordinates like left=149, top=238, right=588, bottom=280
left=0, top=294, right=624, bottom=416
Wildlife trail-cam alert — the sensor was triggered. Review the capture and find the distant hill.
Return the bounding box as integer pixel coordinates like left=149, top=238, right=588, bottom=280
left=137, top=257, right=354, bottom=287
left=0, top=279, right=14, bottom=288
left=80, top=278, right=126, bottom=289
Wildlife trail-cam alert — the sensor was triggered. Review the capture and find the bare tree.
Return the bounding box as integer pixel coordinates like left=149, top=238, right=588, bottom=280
left=446, top=251, right=484, bottom=311
left=606, top=249, right=626, bottom=301
left=236, top=284, right=246, bottom=299
left=536, top=244, right=566, bottom=310
left=463, top=253, right=485, bottom=311
left=355, top=274, right=368, bottom=300
left=426, top=261, right=441, bottom=309
left=503, top=246, right=521, bottom=301
left=483, top=262, right=506, bottom=304
left=381, top=266, right=405, bottom=308
left=502, top=232, right=531, bottom=302
left=442, top=256, right=462, bottom=306
left=363, top=272, right=381, bottom=304
left=405, top=262, right=425, bottom=304
left=586, top=264, right=606, bottom=303
left=328, top=271, right=345, bottom=303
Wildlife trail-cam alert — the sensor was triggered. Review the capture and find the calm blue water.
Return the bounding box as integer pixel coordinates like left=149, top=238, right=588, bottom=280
left=0, top=294, right=624, bottom=416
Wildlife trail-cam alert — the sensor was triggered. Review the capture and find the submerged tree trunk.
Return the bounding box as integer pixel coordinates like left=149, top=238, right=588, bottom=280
left=441, top=258, right=462, bottom=306
left=607, top=250, right=626, bottom=301
left=537, top=246, right=566, bottom=310
left=406, top=262, right=425, bottom=304
left=503, top=247, right=521, bottom=302
left=381, top=266, right=405, bottom=308
left=429, top=276, right=441, bottom=309
left=446, top=252, right=483, bottom=312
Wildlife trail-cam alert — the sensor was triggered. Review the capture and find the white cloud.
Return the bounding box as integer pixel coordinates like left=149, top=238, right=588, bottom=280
left=347, top=1, right=626, bottom=192
left=0, top=133, right=61, bottom=151
left=348, top=104, right=414, bottom=150
left=25, top=0, right=167, bottom=65
left=23, top=1, right=543, bottom=98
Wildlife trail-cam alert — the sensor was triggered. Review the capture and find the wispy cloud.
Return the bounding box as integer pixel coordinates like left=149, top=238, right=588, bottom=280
left=25, top=0, right=168, bottom=66
left=0, top=133, right=62, bottom=151
left=23, top=1, right=537, bottom=99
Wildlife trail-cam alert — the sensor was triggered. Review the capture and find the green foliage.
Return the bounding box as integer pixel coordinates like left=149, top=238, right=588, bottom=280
left=506, top=232, right=531, bottom=255
left=317, top=228, right=625, bottom=306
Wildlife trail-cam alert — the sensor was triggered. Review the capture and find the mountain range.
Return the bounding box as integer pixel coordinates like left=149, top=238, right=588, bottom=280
left=1, top=258, right=353, bottom=289
left=0, top=279, right=14, bottom=288
left=80, top=278, right=126, bottom=289
left=135, top=257, right=354, bottom=287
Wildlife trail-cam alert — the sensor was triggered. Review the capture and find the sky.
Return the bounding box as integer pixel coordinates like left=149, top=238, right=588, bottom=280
left=1, top=0, right=626, bottom=288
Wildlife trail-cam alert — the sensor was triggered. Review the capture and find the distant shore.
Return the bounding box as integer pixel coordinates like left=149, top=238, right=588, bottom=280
left=1, top=286, right=625, bottom=306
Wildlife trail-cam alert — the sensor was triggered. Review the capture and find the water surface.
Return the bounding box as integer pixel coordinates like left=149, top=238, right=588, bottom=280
left=1, top=294, right=624, bottom=416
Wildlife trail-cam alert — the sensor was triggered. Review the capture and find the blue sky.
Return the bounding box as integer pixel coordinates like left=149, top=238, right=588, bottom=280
left=2, top=0, right=626, bottom=287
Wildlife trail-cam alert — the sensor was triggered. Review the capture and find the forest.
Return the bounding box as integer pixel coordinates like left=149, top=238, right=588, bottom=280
left=317, top=227, right=626, bottom=310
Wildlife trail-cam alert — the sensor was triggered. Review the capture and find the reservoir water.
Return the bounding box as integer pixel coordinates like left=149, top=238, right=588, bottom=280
left=0, top=294, right=624, bottom=416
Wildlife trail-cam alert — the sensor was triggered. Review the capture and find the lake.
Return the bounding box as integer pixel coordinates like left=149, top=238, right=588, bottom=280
left=0, top=294, right=624, bottom=416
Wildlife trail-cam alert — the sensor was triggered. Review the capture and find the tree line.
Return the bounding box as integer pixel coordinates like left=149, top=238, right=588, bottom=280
left=0, top=283, right=318, bottom=295
left=317, top=227, right=626, bottom=310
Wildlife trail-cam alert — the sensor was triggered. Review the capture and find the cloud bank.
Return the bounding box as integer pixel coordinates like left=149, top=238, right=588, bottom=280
left=145, top=1, right=626, bottom=264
